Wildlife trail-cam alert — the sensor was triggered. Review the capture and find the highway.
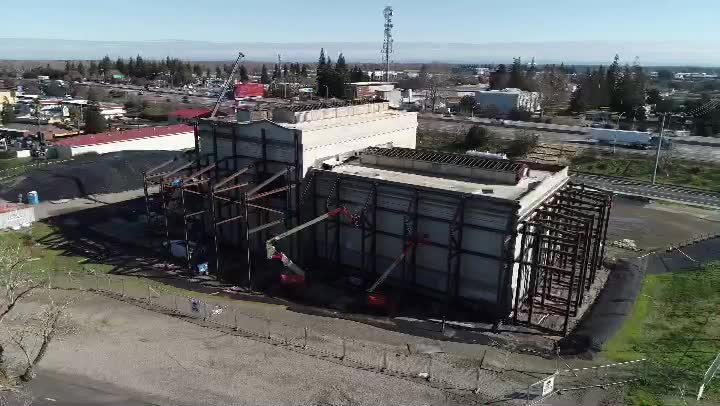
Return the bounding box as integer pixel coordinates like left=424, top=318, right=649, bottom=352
left=419, top=115, right=720, bottom=163
left=572, top=173, right=720, bottom=208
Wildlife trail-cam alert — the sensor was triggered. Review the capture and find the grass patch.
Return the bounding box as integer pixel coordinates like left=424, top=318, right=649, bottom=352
left=572, top=154, right=720, bottom=192
left=0, top=157, right=35, bottom=171
left=0, top=223, right=114, bottom=276
left=604, top=262, right=720, bottom=405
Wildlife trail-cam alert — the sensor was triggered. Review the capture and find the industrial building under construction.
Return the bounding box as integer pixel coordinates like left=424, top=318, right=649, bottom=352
left=143, top=101, right=612, bottom=335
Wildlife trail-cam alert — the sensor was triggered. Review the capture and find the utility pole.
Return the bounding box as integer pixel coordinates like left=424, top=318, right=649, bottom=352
left=652, top=113, right=666, bottom=185
left=381, top=6, right=394, bottom=82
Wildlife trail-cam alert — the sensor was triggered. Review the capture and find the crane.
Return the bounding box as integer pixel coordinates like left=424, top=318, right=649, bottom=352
left=211, top=51, right=245, bottom=118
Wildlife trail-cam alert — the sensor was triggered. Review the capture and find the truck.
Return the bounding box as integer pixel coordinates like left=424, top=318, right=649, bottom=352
left=588, top=128, right=672, bottom=150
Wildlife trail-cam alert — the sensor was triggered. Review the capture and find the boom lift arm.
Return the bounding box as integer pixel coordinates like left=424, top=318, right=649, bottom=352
left=266, top=207, right=351, bottom=277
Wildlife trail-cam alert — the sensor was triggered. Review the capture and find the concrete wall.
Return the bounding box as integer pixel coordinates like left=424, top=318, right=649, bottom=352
left=0, top=206, right=35, bottom=229
left=56, top=132, right=195, bottom=159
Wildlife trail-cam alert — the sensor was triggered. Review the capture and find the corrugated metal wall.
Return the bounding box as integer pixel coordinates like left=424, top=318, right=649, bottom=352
left=306, top=170, right=519, bottom=312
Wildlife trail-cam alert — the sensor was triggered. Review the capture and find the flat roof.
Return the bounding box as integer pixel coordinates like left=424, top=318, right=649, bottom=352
left=330, top=160, right=561, bottom=202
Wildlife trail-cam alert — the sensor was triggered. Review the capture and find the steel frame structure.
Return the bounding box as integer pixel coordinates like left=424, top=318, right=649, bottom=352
left=512, top=182, right=612, bottom=335
left=143, top=124, right=301, bottom=286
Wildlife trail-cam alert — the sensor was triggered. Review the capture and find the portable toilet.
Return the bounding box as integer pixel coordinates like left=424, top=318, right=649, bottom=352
left=26, top=191, right=39, bottom=205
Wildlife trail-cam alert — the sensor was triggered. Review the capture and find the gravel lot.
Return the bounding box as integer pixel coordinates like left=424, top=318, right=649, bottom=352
left=9, top=293, right=458, bottom=406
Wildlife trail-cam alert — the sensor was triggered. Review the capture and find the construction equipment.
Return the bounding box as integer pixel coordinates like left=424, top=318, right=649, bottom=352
left=210, top=51, right=245, bottom=118
left=266, top=207, right=351, bottom=282
left=365, top=238, right=424, bottom=310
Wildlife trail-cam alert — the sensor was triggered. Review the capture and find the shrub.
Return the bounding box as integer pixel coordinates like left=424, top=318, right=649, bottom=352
left=464, top=125, right=494, bottom=149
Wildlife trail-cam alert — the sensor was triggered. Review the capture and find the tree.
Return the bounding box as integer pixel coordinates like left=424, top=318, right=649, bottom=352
left=505, top=132, right=539, bottom=158
left=508, top=57, right=527, bottom=90
left=464, top=125, right=494, bottom=149
left=239, top=65, right=249, bottom=82
left=0, top=243, right=72, bottom=390
left=459, top=95, right=476, bottom=114
left=646, top=88, right=662, bottom=105
left=215, top=66, right=222, bottom=78
left=260, top=65, right=270, bottom=84
left=537, top=65, right=569, bottom=114
left=424, top=76, right=442, bottom=112
left=350, top=66, right=365, bottom=82
left=1, top=97, right=15, bottom=125
left=273, top=64, right=281, bottom=80
left=282, top=64, right=288, bottom=79
left=88, top=61, right=98, bottom=79
left=193, top=64, right=203, bottom=77
left=77, top=62, right=86, bottom=76
left=301, top=64, right=308, bottom=77
left=489, top=64, right=509, bottom=90
left=657, top=69, right=674, bottom=81
left=84, top=103, right=107, bottom=134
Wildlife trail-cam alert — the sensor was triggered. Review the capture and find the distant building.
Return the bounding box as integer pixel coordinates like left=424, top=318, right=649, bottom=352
left=0, top=88, right=16, bottom=112
left=53, top=124, right=194, bottom=159
left=169, top=109, right=212, bottom=124
left=345, top=82, right=396, bottom=100
left=474, top=88, right=541, bottom=114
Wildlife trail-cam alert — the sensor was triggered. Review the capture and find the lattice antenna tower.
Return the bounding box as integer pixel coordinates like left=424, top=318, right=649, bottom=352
left=382, top=6, right=394, bottom=82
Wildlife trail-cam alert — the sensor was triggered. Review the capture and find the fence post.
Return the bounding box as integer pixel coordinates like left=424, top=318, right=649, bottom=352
left=147, top=283, right=151, bottom=304
left=381, top=351, right=388, bottom=371
left=304, top=326, right=308, bottom=349
left=427, top=355, right=432, bottom=381
left=341, top=339, right=346, bottom=361
left=95, top=273, right=99, bottom=291
left=234, top=311, right=238, bottom=332
left=174, top=295, right=178, bottom=312
left=475, top=367, right=481, bottom=394
left=267, top=320, right=271, bottom=339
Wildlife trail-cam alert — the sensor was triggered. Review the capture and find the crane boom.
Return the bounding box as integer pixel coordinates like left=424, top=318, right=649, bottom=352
left=211, top=51, right=244, bottom=118
left=366, top=241, right=418, bottom=293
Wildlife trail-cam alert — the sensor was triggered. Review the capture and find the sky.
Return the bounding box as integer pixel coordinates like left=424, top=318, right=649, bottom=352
left=2, top=0, right=720, bottom=64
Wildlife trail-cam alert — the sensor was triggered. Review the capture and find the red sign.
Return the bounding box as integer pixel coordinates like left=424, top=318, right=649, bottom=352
left=234, top=83, right=265, bottom=99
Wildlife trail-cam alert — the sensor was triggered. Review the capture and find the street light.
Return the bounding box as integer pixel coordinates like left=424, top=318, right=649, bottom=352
left=613, top=112, right=626, bottom=154
left=324, top=85, right=329, bottom=100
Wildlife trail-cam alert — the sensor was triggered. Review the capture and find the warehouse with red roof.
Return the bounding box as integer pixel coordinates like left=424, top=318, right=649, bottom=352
left=53, top=125, right=195, bottom=159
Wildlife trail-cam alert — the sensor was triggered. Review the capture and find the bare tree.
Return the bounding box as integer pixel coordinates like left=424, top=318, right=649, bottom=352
left=538, top=66, right=570, bottom=116
left=424, top=76, right=442, bottom=113
left=0, top=244, right=72, bottom=398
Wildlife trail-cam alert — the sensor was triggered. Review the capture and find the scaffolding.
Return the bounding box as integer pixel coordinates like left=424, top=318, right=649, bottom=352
left=142, top=125, right=302, bottom=286
left=512, top=182, right=612, bottom=335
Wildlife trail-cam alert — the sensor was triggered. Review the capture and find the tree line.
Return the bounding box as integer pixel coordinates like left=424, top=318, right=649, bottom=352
left=315, top=49, right=369, bottom=98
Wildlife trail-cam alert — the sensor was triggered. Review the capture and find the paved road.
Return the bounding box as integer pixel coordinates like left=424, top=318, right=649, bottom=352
left=419, top=116, right=720, bottom=163
left=572, top=173, right=720, bottom=208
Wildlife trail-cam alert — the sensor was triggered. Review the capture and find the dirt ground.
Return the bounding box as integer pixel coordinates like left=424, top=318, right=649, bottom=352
left=4, top=292, right=456, bottom=406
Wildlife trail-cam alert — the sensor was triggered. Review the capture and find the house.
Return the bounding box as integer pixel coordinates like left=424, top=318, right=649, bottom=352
left=0, top=88, right=16, bottom=111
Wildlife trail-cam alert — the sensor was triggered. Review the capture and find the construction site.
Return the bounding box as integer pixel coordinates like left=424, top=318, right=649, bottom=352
left=142, top=100, right=612, bottom=336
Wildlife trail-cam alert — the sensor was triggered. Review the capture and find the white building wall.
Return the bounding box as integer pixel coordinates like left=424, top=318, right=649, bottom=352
left=57, top=132, right=195, bottom=159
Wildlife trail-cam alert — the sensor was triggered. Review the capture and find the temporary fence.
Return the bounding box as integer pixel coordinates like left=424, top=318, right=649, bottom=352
left=50, top=271, right=647, bottom=403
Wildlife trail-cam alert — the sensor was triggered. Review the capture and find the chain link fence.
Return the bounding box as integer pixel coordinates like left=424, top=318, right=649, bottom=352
left=50, top=271, right=646, bottom=404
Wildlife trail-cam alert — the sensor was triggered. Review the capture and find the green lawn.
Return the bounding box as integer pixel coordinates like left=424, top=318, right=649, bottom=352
left=572, top=155, right=720, bottom=192
left=0, top=223, right=114, bottom=277
left=604, top=262, right=720, bottom=405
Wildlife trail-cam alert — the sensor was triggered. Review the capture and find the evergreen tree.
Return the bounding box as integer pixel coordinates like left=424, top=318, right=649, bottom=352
left=260, top=65, right=270, bottom=84
left=77, top=62, right=86, bottom=76
left=489, top=64, right=509, bottom=90
left=84, top=103, right=107, bottom=134
left=193, top=64, right=203, bottom=77
left=301, top=64, right=308, bottom=77
left=273, top=64, right=281, bottom=80
left=239, top=65, right=249, bottom=82
left=1, top=97, right=15, bottom=125
left=508, top=57, right=527, bottom=90
left=283, top=64, right=288, bottom=79
left=215, top=66, right=222, bottom=77
left=205, top=67, right=211, bottom=77
left=88, top=61, right=98, bottom=79
left=115, top=58, right=126, bottom=75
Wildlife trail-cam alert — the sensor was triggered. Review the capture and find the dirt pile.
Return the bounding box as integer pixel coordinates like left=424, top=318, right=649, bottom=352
left=0, top=151, right=189, bottom=201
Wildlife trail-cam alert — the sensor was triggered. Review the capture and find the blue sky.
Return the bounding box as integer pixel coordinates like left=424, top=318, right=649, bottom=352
left=2, top=0, right=718, bottom=43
